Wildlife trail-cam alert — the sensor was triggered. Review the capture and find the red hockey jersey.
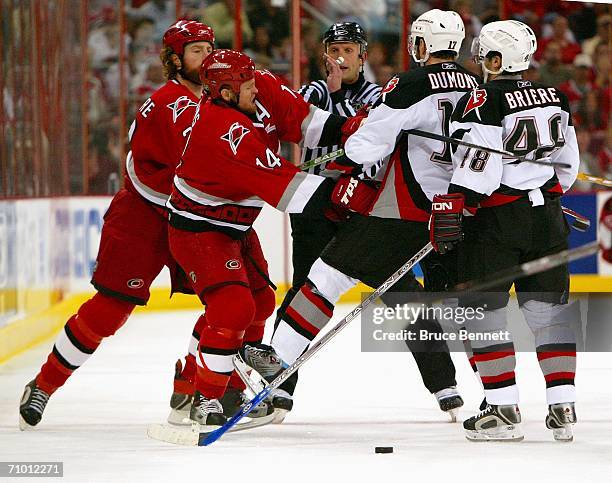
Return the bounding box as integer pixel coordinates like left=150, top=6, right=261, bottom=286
left=168, top=70, right=334, bottom=238
left=125, top=79, right=200, bottom=207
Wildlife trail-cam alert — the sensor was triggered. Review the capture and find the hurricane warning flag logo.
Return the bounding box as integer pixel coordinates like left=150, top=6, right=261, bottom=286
left=221, top=122, right=250, bottom=155
left=167, top=96, right=198, bottom=123
left=463, top=89, right=487, bottom=121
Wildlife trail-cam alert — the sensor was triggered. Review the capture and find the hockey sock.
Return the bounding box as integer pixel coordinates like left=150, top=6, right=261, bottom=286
left=36, top=293, right=135, bottom=395
left=243, top=286, right=276, bottom=344
left=521, top=300, right=578, bottom=404
left=179, top=313, right=208, bottom=387
left=468, top=308, right=519, bottom=405
left=272, top=282, right=334, bottom=365
left=196, top=285, right=254, bottom=399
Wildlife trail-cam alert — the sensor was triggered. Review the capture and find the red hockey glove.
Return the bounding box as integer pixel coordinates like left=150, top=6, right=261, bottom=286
left=341, top=113, right=367, bottom=144
left=326, top=155, right=362, bottom=176
left=429, top=193, right=465, bottom=254
left=331, top=176, right=377, bottom=215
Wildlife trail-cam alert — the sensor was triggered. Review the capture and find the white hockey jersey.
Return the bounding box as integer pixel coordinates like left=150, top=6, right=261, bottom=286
left=343, top=62, right=481, bottom=221
left=447, top=76, right=579, bottom=209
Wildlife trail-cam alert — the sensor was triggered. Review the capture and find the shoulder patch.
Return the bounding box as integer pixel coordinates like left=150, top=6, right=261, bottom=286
left=463, top=89, right=488, bottom=120
left=221, top=122, right=250, bottom=155
left=167, top=96, right=198, bottom=123
left=381, top=76, right=399, bottom=101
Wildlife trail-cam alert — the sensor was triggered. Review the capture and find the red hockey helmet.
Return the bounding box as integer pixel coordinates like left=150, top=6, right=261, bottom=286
left=199, top=49, right=255, bottom=99
left=163, top=20, right=215, bottom=56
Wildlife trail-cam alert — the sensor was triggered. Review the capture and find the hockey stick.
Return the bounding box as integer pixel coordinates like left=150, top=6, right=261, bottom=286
left=405, top=129, right=572, bottom=169
left=199, top=242, right=434, bottom=446
left=562, top=206, right=590, bottom=232
left=454, top=240, right=599, bottom=293
left=297, top=148, right=344, bottom=171
left=576, top=172, right=612, bottom=188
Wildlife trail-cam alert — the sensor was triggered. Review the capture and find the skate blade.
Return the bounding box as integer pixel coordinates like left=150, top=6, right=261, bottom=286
left=446, top=408, right=459, bottom=423
left=19, top=415, right=37, bottom=431
left=166, top=409, right=191, bottom=426
left=465, top=425, right=524, bottom=442
left=552, top=425, right=574, bottom=442
left=272, top=408, right=289, bottom=424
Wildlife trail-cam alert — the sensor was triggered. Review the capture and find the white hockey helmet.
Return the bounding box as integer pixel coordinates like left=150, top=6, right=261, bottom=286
left=409, top=9, right=465, bottom=64
left=472, top=20, right=537, bottom=77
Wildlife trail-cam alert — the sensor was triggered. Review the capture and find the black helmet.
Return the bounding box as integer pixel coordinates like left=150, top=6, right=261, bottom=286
left=322, top=22, right=368, bottom=54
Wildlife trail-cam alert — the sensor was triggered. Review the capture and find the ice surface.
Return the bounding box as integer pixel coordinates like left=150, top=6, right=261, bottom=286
left=1, top=305, right=611, bottom=482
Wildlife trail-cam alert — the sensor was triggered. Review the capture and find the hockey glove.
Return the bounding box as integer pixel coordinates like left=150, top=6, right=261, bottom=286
left=429, top=193, right=465, bottom=254
left=341, top=116, right=367, bottom=144
left=331, top=176, right=377, bottom=215
left=326, top=155, right=363, bottom=177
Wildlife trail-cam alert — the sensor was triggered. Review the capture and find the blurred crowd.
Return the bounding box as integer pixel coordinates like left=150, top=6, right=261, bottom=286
left=70, top=0, right=612, bottom=193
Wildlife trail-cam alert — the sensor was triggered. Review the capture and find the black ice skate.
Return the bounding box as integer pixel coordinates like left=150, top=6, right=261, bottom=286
left=220, top=387, right=274, bottom=419
left=167, top=359, right=194, bottom=425
left=463, top=404, right=523, bottom=442
left=434, top=386, right=464, bottom=422
left=19, top=379, right=50, bottom=430
left=190, top=392, right=227, bottom=429
left=546, top=402, right=577, bottom=442
left=239, top=344, right=293, bottom=423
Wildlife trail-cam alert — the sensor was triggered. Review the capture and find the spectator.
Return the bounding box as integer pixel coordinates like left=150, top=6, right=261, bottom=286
left=452, top=0, right=482, bottom=64
left=558, top=54, right=594, bottom=114
left=88, top=14, right=120, bottom=70
left=538, top=41, right=573, bottom=87
left=582, top=14, right=610, bottom=58
left=523, top=60, right=541, bottom=82
left=575, top=90, right=608, bottom=133
left=246, top=0, right=290, bottom=47
left=536, top=15, right=581, bottom=64
left=199, top=0, right=252, bottom=49
left=126, top=0, right=175, bottom=39
left=571, top=128, right=598, bottom=192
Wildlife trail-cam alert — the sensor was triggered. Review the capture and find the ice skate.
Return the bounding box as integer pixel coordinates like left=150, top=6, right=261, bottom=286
left=546, top=402, right=576, bottom=442
left=19, top=379, right=50, bottom=430
left=220, top=387, right=275, bottom=419
left=434, top=386, right=464, bottom=422
left=189, top=391, right=227, bottom=428
left=239, top=344, right=294, bottom=423
left=463, top=404, right=524, bottom=442
left=167, top=359, right=194, bottom=425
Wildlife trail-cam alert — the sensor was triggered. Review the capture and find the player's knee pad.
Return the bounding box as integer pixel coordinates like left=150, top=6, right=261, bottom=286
left=308, top=258, right=357, bottom=304
left=252, top=286, right=276, bottom=322
left=78, top=292, right=135, bottom=339
left=521, top=299, right=580, bottom=346
left=203, top=284, right=256, bottom=333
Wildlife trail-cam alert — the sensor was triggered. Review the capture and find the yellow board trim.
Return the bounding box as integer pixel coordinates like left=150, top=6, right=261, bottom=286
left=1, top=275, right=610, bottom=365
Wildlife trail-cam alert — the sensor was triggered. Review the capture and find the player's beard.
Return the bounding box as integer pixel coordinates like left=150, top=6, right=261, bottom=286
left=180, top=65, right=201, bottom=85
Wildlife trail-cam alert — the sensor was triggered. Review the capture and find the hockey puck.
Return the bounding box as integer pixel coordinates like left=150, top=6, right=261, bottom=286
left=375, top=446, right=393, bottom=454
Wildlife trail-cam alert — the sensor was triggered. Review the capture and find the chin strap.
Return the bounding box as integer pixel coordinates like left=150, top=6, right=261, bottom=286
left=480, top=61, right=503, bottom=82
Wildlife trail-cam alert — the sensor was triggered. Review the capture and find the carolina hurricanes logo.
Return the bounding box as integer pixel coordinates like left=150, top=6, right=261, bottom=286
left=221, top=122, right=250, bottom=155
left=381, top=76, right=399, bottom=101
left=463, top=89, right=487, bottom=120
left=127, top=278, right=144, bottom=289
left=226, top=260, right=241, bottom=270
left=167, top=96, right=198, bottom=123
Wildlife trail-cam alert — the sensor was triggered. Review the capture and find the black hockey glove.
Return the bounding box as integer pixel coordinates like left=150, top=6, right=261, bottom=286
left=429, top=193, right=465, bottom=254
